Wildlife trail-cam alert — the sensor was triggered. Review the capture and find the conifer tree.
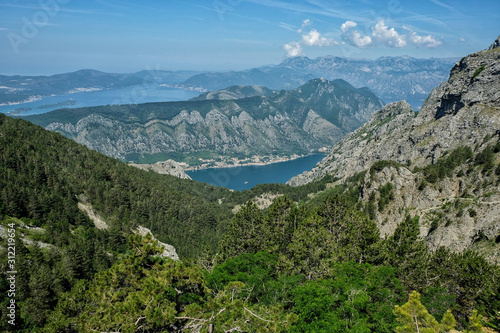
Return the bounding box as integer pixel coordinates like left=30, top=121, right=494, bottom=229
left=394, top=291, right=456, bottom=333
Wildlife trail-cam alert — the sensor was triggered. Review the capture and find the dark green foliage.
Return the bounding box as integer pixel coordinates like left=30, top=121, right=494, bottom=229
left=0, top=113, right=233, bottom=258
left=378, top=182, right=394, bottom=211
left=475, top=146, right=495, bottom=172
left=422, top=146, right=473, bottom=183
left=472, top=64, right=486, bottom=80
left=365, top=192, right=377, bottom=220
left=370, top=160, right=403, bottom=176
left=290, top=262, right=403, bottom=333
left=207, top=252, right=302, bottom=305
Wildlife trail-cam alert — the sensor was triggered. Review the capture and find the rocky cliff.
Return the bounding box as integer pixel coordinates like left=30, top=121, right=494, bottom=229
left=290, top=36, right=500, bottom=263
left=22, top=79, right=383, bottom=163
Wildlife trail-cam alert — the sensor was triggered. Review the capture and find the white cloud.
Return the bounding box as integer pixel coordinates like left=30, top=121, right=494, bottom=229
left=459, top=37, right=466, bottom=43
left=297, top=18, right=312, bottom=33
left=341, top=20, right=357, bottom=33
left=372, top=20, right=406, bottom=48
left=403, top=26, right=442, bottom=48
left=340, top=20, right=442, bottom=50
left=349, top=30, right=372, bottom=48
left=283, top=41, right=303, bottom=57
left=302, top=29, right=337, bottom=47
left=284, top=19, right=338, bottom=57
left=340, top=20, right=372, bottom=48
left=407, top=30, right=442, bottom=48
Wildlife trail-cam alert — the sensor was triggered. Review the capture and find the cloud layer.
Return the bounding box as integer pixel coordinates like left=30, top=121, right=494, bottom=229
left=341, top=19, right=442, bottom=49
left=284, top=19, right=338, bottom=57
left=284, top=19, right=442, bottom=57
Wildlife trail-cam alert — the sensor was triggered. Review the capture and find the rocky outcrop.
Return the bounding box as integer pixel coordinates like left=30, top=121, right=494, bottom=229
left=134, top=226, right=179, bottom=260
left=289, top=37, right=500, bottom=263
left=290, top=38, right=500, bottom=185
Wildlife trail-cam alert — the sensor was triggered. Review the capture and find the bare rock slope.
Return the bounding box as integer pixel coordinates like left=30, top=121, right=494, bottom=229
left=289, top=36, right=500, bottom=263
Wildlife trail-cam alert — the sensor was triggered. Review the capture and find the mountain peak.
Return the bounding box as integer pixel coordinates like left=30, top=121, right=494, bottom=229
left=489, top=35, right=500, bottom=50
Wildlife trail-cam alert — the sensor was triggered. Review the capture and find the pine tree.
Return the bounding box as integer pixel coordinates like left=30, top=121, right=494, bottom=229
left=394, top=291, right=456, bottom=333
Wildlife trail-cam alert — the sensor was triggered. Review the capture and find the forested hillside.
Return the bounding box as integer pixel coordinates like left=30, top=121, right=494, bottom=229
left=1, top=113, right=499, bottom=332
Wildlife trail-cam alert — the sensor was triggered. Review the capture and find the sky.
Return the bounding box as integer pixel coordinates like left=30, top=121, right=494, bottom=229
left=0, top=0, right=499, bottom=75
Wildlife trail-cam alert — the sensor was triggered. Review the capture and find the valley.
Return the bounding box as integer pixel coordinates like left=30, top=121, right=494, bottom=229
left=0, top=35, right=499, bottom=333
left=19, top=78, right=383, bottom=164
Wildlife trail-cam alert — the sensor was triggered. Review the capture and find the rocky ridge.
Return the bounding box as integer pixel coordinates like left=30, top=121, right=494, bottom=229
left=23, top=79, right=384, bottom=163
left=181, top=56, right=458, bottom=109
left=289, top=36, right=500, bottom=263
left=189, top=85, right=275, bottom=101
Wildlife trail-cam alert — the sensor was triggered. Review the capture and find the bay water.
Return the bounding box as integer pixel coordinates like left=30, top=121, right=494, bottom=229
left=186, top=154, right=325, bottom=191
left=0, top=84, right=200, bottom=116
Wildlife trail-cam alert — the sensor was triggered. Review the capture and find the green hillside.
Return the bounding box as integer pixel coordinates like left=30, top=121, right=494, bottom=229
left=1, top=113, right=499, bottom=332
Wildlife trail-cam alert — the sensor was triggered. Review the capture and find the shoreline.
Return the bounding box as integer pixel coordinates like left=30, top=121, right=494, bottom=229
left=184, top=153, right=327, bottom=171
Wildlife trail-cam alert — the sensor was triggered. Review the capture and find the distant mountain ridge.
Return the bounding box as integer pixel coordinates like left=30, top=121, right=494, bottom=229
left=0, top=69, right=202, bottom=105
left=179, top=56, right=459, bottom=109
left=1, top=56, right=457, bottom=110
left=20, top=78, right=384, bottom=163
left=189, top=85, right=276, bottom=101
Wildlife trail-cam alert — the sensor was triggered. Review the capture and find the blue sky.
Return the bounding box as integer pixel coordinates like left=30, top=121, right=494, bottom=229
left=0, top=0, right=499, bottom=75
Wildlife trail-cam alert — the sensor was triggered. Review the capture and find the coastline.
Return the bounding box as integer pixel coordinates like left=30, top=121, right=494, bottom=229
left=184, top=153, right=327, bottom=171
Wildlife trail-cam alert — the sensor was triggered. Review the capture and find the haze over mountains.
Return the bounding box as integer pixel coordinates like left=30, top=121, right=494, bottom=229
left=1, top=33, right=500, bottom=332
left=21, top=79, right=384, bottom=164
left=178, top=56, right=459, bottom=108
left=1, top=55, right=457, bottom=110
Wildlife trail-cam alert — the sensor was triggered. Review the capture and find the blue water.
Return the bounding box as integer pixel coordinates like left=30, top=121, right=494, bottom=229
left=0, top=84, right=200, bottom=116
left=186, top=155, right=325, bottom=191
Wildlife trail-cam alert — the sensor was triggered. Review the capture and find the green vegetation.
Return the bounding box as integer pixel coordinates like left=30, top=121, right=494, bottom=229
left=472, top=65, right=486, bottom=80
left=421, top=146, right=474, bottom=183
left=0, top=114, right=499, bottom=332
left=394, top=291, right=456, bottom=333
left=378, top=182, right=395, bottom=211
left=370, top=160, right=403, bottom=176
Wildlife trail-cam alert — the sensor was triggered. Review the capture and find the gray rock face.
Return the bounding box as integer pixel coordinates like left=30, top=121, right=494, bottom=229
left=25, top=79, right=384, bottom=162
left=290, top=42, right=500, bottom=185
left=135, top=226, right=179, bottom=261
left=289, top=38, right=500, bottom=263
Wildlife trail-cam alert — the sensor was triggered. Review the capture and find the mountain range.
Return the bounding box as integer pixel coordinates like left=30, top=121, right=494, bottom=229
left=0, top=37, right=499, bottom=332
left=20, top=78, right=384, bottom=164
left=289, top=36, right=500, bottom=263
left=1, top=56, right=457, bottom=110
left=179, top=56, right=459, bottom=109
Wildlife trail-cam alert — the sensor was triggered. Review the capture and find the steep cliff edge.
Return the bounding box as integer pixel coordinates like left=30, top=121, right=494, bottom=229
left=289, top=36, right=500, bottom=263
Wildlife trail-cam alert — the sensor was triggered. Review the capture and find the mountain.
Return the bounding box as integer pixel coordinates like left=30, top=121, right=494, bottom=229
left=0, top=69, right=202, bottom=105
left=289, top=36, right=500, bottom=263
left=178, top=56, right=458, bottom=109
left=189, top=85, right=276, bottom=101
left=20, top=78, right=384, bottom=164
